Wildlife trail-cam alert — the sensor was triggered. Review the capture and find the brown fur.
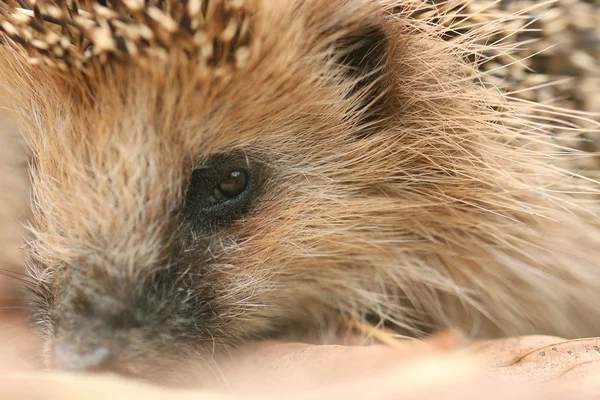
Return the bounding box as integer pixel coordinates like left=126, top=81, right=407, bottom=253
left=0, top=0, right=599, bottom=382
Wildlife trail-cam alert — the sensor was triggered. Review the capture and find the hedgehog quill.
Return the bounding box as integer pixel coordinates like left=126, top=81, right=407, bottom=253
left=0, top=0, right=599, bottom=383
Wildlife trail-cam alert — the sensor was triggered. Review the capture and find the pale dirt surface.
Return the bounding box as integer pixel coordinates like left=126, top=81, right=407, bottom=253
left=0, top=332, right=599, bottom=400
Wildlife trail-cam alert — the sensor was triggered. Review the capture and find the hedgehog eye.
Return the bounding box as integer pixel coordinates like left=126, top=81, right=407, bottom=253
left=184, top=156, right=258, bottom=229
left=208, top=170, right=248, bottom=204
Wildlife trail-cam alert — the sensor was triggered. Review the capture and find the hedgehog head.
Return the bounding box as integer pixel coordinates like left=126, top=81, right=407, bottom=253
left=1, top=0, right=599, bottom=383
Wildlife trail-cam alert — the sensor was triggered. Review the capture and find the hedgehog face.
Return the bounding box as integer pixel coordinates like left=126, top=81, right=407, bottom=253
left=2, top=0, right=600, bottom=384
left=0, top=0, right=404, bottom=380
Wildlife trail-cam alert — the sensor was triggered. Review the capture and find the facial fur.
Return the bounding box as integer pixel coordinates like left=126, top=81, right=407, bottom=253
left=0, top=0, right=599, bottom=382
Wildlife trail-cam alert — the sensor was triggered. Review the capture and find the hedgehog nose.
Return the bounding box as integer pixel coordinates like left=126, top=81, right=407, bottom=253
left=51, top=344, right=113, bottom=372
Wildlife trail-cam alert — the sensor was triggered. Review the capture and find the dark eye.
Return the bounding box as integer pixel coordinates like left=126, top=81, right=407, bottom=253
left=184, top=155, right=259, bottom=230
left=208, top=170, right=248, bottom=204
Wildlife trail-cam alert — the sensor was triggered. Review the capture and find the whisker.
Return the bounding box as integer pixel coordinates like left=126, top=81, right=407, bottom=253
left=0, top=268, right=32, bottom=278
left=0, top=269, right=37, bottom=287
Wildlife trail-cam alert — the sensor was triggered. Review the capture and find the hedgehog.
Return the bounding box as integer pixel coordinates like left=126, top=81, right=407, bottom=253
left=0, top=0, right=599, bottom=384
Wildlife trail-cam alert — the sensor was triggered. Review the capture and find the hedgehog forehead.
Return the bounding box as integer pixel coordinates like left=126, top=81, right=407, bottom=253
left=0, top=0, right=254, bottom=73
left=1, top=0, right=396, bottom=153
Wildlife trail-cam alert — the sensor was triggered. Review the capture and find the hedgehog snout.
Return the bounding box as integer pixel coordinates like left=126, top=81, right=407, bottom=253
left=51, top=343, right=113, bottom=372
